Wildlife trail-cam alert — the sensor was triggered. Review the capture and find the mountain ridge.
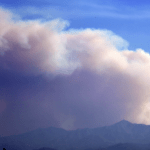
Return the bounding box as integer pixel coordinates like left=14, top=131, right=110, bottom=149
left=0, top=120, right=139, bottom=138
left=1, top=120, right=150, bottom=150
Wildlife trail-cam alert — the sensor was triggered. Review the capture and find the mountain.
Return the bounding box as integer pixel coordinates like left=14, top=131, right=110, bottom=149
left=1, top=120, right=150, bottom=150
left=97, top=143, right=150, bottom=150
left=91, top=120, right=150, bottom=144
left=33, top=147, right=57, bottom=150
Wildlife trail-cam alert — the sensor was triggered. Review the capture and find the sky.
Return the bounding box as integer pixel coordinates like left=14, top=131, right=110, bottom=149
left=1, top=0, right=150, bottom=137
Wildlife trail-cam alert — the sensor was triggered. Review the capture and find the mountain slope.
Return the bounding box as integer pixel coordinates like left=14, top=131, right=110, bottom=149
left=1, top=120, right=150, bottom=150
left=98, top=143, right=150, bottom=150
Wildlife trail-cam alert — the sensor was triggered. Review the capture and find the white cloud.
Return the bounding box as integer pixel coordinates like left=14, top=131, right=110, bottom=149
left=1, top=8, right=150, bottom=128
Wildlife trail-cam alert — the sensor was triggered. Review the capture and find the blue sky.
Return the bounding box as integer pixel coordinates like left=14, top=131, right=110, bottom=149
left=1, top=0, right=150, bottom=52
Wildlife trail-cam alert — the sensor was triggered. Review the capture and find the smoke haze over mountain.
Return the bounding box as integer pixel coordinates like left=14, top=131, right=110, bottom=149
left=1, top=8, right=150, bottom=136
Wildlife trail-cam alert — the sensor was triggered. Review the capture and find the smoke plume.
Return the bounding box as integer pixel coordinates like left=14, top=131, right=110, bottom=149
left=0, top=8, right=150, bottom=136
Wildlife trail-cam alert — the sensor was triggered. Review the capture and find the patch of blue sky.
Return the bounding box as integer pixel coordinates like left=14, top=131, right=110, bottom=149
left=1, top=0, right=150, bottom=21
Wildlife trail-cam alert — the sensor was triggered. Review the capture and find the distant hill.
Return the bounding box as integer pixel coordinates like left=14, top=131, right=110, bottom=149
left=97, top=143, right=150, bottom=150
left=33, top=147, right=57, bottom=150
left=1, top=120, right=150, bottom=150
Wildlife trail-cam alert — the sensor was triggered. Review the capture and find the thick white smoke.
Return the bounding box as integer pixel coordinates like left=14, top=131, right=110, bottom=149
left=1, top=8, right=150, bottom=134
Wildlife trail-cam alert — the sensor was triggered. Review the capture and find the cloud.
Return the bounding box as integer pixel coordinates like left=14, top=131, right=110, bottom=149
left=0, top=11, right=71, bottom=75
left=1, top=8, right=150, bottom=136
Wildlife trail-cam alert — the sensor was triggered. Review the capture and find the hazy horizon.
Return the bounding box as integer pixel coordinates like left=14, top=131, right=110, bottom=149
left=0, top=119, right=146, bottom=137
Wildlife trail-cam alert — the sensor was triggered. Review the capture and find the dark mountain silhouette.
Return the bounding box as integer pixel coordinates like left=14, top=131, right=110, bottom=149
left=97, top=143, right=150, bottom=150
left=0, top=143, right=24, bottom=150
left=1, top=120, right=150, bottom=150
left=33, top=147, right=57, bottom=150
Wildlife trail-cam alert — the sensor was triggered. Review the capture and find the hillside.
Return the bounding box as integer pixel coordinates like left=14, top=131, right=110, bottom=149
left=1, top=120, right=150, bottom=150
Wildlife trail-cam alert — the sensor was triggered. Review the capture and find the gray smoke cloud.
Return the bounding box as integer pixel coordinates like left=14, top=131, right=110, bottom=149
left=0, top=8, right=150, bottom=136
